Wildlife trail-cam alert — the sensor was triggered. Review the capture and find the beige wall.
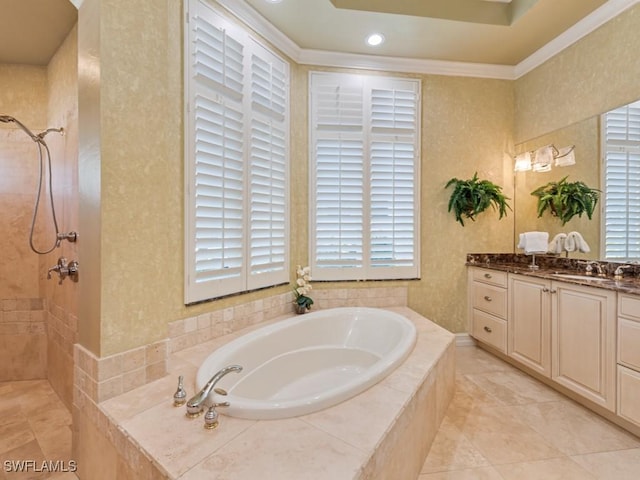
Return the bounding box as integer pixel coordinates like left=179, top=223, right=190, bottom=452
left=513, top=4, right=640, bottom=258
left=412, top=75, right=515, bottom=333
left=515, top=4, right=640, bottom=143
left=83, top=0, right=640, bottom=354
left=76, top=0, right=517, bottom=358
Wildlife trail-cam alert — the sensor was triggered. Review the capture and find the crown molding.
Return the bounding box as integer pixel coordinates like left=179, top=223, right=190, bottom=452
left=298, top=49, right=515, bottom=80
left=215, top=0, right=302, bottom=61
left=216, top=0, right=638, bottom=81
left=514, top=0, right=640, bottom=78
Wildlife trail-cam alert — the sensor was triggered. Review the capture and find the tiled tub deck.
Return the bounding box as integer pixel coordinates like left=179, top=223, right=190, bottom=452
left=77, top=307, right=455, bottom=479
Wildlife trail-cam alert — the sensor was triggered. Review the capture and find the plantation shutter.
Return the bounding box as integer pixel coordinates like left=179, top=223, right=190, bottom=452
left=185, top=0, right=289, bottom=303
left=309, top=72, right=420, bottom=281
left=603, top=100, right=640, bottom=260
left=247, top=41, right=289, bottom=289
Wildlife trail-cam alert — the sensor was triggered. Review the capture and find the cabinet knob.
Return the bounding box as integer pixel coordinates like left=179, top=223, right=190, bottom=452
left=542, top=287, right=549, bottom=293
left=550, top=289, right=557, bottom=294
left=484, top=295, right=492, bottom=302
left=484, top=273, right=492, bottom=279
left=483, top=326, right=492, bottom=333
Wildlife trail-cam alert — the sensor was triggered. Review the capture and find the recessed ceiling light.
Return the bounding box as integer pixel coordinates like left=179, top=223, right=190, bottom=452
left=366, top=33, right=385, bottom=47
left=265, top=0, right=282, bottom=3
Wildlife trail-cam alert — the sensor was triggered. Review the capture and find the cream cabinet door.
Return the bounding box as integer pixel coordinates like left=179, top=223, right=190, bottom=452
left=551, top=282, right=616, bottom=411
left=508, top=274, right=551, bottom=377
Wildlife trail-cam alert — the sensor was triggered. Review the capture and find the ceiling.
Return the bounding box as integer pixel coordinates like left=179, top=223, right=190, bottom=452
left=0, top=0, right=77, bottom=65
left=0, top=0, right=630, bottom=69
left=243, top=0, right=611, bottom=65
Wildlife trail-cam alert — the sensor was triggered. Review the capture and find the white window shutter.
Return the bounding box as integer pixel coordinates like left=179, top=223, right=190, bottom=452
left=247, top=41, right=289, bottom=289
left=603, top=101, right=640, bottom=260
left=309, top=72, right=420, bottom=281
left=185, top=0, right=289, bottom=303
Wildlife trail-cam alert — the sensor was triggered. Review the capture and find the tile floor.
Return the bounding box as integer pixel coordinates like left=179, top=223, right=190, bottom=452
left=419, top=346, right=640, bottom=479
left=0, top=380, right=76, bottom=480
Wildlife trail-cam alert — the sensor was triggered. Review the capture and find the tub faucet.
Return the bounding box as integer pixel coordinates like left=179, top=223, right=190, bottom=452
left=186, top=364, right=242, bottom=417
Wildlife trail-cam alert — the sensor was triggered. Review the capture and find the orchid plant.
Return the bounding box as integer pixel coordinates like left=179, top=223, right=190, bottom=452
left=294, top=265, right=314, bottom=310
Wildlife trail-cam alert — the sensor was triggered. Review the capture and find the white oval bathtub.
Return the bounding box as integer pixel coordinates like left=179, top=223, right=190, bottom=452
left=195, top=307, right=417, bottom=420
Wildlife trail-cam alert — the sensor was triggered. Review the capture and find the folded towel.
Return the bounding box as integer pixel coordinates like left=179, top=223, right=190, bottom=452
left=518, top=231, right=549, bottom=254
left=567, top=231, right=590, bottom=253
left=548, top=233, right=567, bottom=254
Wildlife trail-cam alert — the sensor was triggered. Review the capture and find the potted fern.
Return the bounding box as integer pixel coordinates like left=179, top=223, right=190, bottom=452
left=531, top=176, right=600, bottom=225
left=445, top=173, right=511, bottom=226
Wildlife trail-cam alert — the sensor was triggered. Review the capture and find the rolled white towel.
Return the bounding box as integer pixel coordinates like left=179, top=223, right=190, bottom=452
left=567, top=231, right=590, bottom=253
left=548, top=233, right=567, bottom=254
left=518, top=231, right=549, bottom=254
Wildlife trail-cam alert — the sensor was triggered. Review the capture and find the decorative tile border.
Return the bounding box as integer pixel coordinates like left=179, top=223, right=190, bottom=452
left=74, top=340, right=169, bottom=404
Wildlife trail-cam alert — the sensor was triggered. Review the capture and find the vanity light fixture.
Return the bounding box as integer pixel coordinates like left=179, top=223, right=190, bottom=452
left=514, top=151, right=532, bottom=172
left=514, top=144, right=575, bottom=172
left=533, top=145, right=553, bottom=172
left=366, top=33, right=385, bottom=47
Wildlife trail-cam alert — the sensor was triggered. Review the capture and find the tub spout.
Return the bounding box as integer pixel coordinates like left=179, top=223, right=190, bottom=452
left=186, top=364, right=242, bottom=417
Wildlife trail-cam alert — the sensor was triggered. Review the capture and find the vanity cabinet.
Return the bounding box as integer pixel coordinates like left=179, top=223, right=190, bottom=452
left=508, top=274, right=551, bottom=377
left=551, top=282, right=616, bottom=412
left=468, top=268, right=508, bottom=353
left=617, top=294, right=640, bottom=427
left=469, top=268, right=617, bottom=412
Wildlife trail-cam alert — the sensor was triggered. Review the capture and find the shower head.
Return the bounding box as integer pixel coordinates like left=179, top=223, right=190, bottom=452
left=0, top=115, right=63, bottom=143
left=0, top=114, right=38, bottom=141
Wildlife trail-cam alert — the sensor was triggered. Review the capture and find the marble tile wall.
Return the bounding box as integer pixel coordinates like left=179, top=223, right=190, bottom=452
left=0, top=298, right=47, bottom=380
left=41, top=24, right=79, bottom=409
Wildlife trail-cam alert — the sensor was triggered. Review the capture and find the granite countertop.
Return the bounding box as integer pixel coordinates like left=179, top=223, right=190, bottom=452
left=466, top=253, right=640, bottom=295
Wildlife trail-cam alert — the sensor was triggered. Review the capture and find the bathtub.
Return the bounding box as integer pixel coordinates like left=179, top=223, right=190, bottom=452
left=195, top=307, right=417, bottom=420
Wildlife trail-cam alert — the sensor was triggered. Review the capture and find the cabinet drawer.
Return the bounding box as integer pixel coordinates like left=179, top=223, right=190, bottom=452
left=618, top=365, right=640, bottom=427
left=471, top=268, right=507, bottom=287
left=619, top=318, right=640, bottom=370
left=619, top=294, right=640, bottom=322
left=472, top=282, right=507, bottom=318
left=472, top=309, right=507, bottom=352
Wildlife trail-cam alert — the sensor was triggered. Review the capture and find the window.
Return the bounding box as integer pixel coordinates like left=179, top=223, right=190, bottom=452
left=184, top=0, right=289, bottom=303
left=602, top=100, right=640, bottom=260
left=309, top=72, right=420, bottom=281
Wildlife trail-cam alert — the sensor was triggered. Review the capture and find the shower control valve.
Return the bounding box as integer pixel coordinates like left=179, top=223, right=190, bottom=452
left=47, top=257, right=79, bottom=284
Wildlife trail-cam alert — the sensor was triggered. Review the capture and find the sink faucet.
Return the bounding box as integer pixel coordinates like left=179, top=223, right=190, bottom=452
left=186, top=364, right=242, bottom=417
left=614, top=264, right=632, bottom=280
left=583, top=261, right=606, bottom=277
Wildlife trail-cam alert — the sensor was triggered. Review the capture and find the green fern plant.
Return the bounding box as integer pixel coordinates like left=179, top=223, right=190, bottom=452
left=445, top=173, right=511, bottom=226
left=531, top=176, right=600, bottom=226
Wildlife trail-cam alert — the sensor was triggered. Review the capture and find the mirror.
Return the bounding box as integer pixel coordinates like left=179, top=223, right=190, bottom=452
left=514, top=98, right=640, bottom=261
left=513, top=116, right=602, bottom=260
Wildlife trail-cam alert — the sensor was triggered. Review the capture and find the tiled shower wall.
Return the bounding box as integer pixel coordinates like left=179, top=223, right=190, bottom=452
left=0, top=298, right=47, bottom=379
left=0, top=63, right=48, bottom=383
left=42, top=25, right=79, bottom=410
left=0, top=25, right=78, bottom=411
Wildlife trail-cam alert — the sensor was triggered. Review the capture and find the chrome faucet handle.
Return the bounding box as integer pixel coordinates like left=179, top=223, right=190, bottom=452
left=173, top=375, right=187, bottom=406
left=203, top=401, right=231, bottom=429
